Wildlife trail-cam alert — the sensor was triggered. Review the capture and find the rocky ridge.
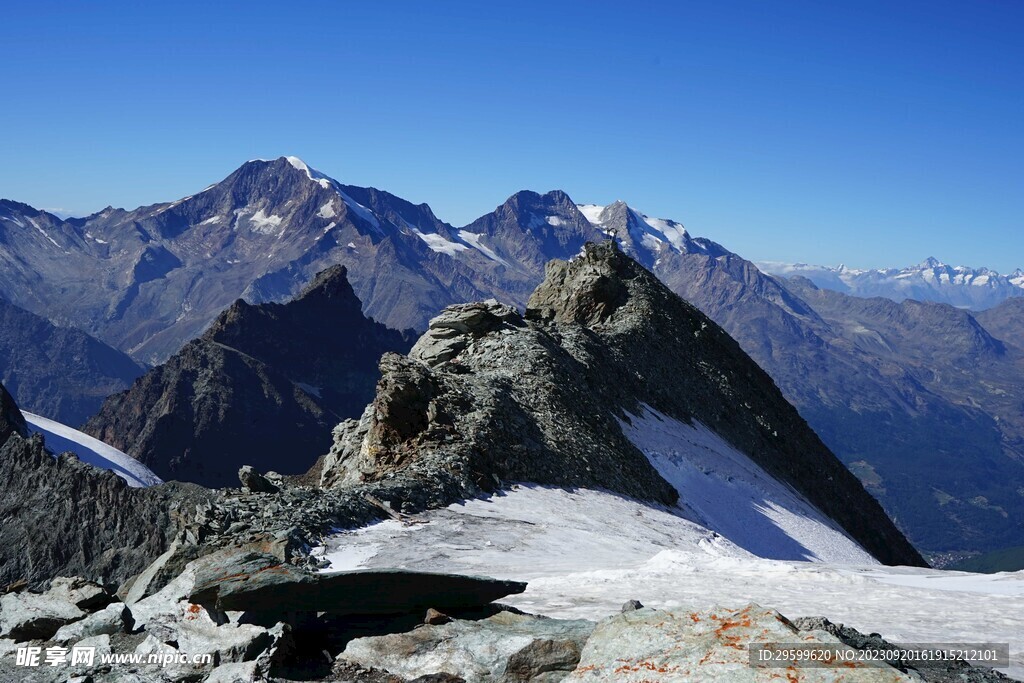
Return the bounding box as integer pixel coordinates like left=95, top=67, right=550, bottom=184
left=313, top=242, right=924, bottom=567
left=83, top=265, right=413, bottom=488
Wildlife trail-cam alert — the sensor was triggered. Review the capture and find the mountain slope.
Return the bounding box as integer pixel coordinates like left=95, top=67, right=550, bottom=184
left=83, top=266, right=413, bottom=487
left=0, top=162, right=606, bottom=364
left=314, top=242, right=924, bottom=567
left=758, top=257, right=1024, bottom=310
left=0, top=297, right=145, bottom=425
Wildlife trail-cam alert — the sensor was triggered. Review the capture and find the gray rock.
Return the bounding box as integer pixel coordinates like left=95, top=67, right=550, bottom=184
left=0, top=431, right=217, bottom=591
left=620, top=600, right=644, bottom=613
left=188, top=549, right=526, bottom=615
left=341, top=610, right=594, bottom=682
left=564, top=603, right=911, bottom=682
left=53, top=602, right=130, bottom=643
left=0, top=585, right=87, bottom=641
left=47, top=577, right=111, bottom=612
left=239, top=465, right=280, bottom=494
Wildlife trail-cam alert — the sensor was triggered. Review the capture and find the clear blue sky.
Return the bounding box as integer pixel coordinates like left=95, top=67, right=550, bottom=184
left=2, top=1, right=1021, bottom=272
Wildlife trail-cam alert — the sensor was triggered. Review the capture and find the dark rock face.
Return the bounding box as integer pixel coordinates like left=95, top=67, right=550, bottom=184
left=0, top=298, right=144, bottom=425
left=317, top=242, right=925, bottom=567
left=0, top=379, right=26, bottom=444
left=0, top=432, right=216, bottom=589
left=83, top=265, right=413, bottom=488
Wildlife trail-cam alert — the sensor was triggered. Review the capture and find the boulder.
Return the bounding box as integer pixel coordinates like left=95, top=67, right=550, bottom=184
left=563, top=603, right=912, bottom=681
left=340, top=610, right=594, bottom=682
left=188, top=549, right=526, bottom=615
left=0, top=586, right=86, bottom=641
left=53, top=602, right=130, bottom=643
left=239, top=465, right=280, bottom=494
left=47, top=577, right=112, bottom=611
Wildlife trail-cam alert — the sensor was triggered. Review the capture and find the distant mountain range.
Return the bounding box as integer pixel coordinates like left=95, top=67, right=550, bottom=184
left=3, top=157, right=1024, bottom=559
left=758, top=258, right=1024, bottom=310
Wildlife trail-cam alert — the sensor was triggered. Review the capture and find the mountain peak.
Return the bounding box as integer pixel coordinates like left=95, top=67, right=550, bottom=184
left=921, top=256, right=944, bottom=268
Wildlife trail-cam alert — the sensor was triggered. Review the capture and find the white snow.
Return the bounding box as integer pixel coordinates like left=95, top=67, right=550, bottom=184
left=577, top=204, right=606, bottom=225
left=412, top=228, right=469, bottom=256
left=285, top=156, right=332, bottom=189
left=618, top=404, right=876, bottom=564
left=199, top=216, right=222, bottom=225
left=323, top=222, right=337, bottom=233
left=27, top=217, right=61, bottom=248
left=23, top=412, right=163, bottom=488
left=546, top=215, right=564, bottom=227
left=317, top=201, right=337, bottom=219
left=248, top=209, right=283, bottom=234
left=457, top=230, right=511, bottom=266
left=337, top=190, right=381, bottom=231
left=314, top=484, right=1024, bottom=679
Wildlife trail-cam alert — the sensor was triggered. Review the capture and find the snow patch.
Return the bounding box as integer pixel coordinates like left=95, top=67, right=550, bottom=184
left=546, top=216, right=564, bottom=227
left=27, top=217, right=61, bottom=248
left=199, top=216, right=223, bottom=226
left=577, top=204, right=606, bottom=225
left=617, top=403, right=877, bottom=564
left=317, top=201, right=337, bottom=219
left=457, top=230, right=510, bottom=266
left=23, top=412, right=163, bottom=488
left=412, top=228, right=469, bottom=256
left=248, top=209, right=283, bottom=234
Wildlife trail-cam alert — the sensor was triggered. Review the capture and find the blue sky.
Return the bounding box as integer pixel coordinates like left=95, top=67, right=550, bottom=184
left=2, top=1, right=1021, bottom=271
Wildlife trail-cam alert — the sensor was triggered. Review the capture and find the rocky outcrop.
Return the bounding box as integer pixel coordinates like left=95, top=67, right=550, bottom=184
left=83, top=265, right=413, bottom=488
left=565, top=604, right=911, bottom=682
left=315, top=242, right=924, bottom=567
left=187, top=549, right=526, bottom=615
left=0, top=431, right=216, bottom=589
left=340, top=610, right=594, bottom=681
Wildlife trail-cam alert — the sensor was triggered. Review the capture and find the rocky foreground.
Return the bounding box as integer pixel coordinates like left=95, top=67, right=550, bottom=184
left=0, top=544, right=1013, bottom=683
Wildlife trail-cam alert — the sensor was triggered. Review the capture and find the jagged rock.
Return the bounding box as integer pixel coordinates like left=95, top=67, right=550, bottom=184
left=410, top=300, right=523, bottom=367
left=188, top=548, right=526, bottom=615
left=564, top=603, right=912, bottom=681
left=340, top=610, right=594, bottom=682
left=46, top=577, right=112, bottom=612
left=424, top=608, right=451, bottom=625
left=83, top=264, right=414, bottom=488
left=238, top=465, right=280, bottom=494
left=792, top=616, right=1014, bottom=682
left=620, top=599, right=644, bottom=613
left=0, top=587, right=86, bottom=641
left=0, top=427, right=217, bottom=591
left=53, top=602, right=130, bottom=643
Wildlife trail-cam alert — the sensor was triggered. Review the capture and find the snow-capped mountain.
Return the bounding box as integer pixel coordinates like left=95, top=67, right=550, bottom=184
left=758, top=257, right=1024, bottom=310
left=578, top=200, right=729, bottom=268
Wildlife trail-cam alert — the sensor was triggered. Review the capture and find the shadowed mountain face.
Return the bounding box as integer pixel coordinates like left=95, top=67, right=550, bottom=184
left=0, top=380, right=26, bottom=445
left=0, top=297, right=145, bottom=425
left=83, top=266, right=413, bottom=488
left=316, top=242, right=925, bottom=567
